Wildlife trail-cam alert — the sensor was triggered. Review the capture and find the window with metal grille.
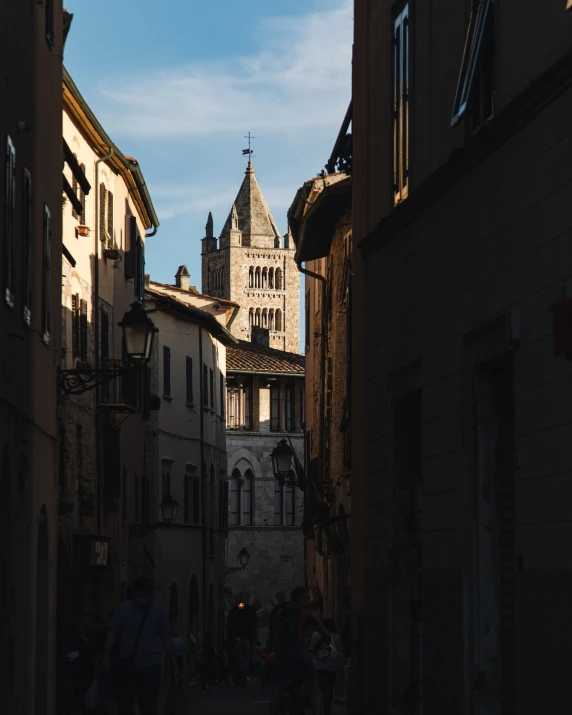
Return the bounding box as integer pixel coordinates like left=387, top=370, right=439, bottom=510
left=271, top=386, right=281, bottom=432
left=242, top=470, right=253, bottom=525
left=393, top=4, right=410, bottom=205
left=285, top=384, right=294, bottom=432
left=124, top=215, right=136, bottom=280
left=209, top=368, right=214, bottom=408
left=22, top=168, right=32, bottom=325
left=203, top=364, right=209, bottom=406
left=186, top=356, right=194, bottom=404
left=41, top=205, right=51, bottom=344
left=451, top=0, right=494, bottom=127
left=4, top=137, right=16, bottom=308
left=163, top=346, right=171, bottom=397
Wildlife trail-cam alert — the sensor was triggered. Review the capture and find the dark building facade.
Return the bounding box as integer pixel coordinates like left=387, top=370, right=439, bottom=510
left=352, top=1, right=572, bottom=714
left=0, top=2, right=66, bottom=713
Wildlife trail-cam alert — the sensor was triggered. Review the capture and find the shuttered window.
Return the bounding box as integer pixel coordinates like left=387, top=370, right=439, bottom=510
left=99, top=183, right=107, bottom=245
left=124, top=215, right=136, bottom=280
left=4, top=136, right=16, bottom=308
left=209, top=368, right=214, bottom=408
left=163, top=345, right=171, bottom=397
left=285, top=384, right=294, bottom=432
left=219, top=374, right=224, bottom=417
left=451, top=0, right=493, bottom=127
left=186, top=357, right=194, bottom=404
left=203, top=364, right=209, bottom=406
left=107, top=191, right=114, bottom=247
left=41, top=205, right=51, bottom=344
left=80, top=299, right=88, bottom=362
left=71, top=295, right=80, bottom=358
left=79, top=163, right=86, bottom=224
left=71, top=158, right=79, bottom=220
left=135, top=237, right=145, bottom=300
left=271, top=387, right=281, bottom=432
left=22, top=168, right=32, bottom=324
left=393, top=4, right=409, bottom=205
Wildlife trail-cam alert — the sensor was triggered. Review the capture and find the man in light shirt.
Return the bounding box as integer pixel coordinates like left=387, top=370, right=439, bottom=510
left=309, top=618, right=344, bottom=715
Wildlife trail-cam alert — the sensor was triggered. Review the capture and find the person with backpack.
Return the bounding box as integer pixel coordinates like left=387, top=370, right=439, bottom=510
left=271, top=587, right=335, bottom=715
left=101, top=577, right=180, bottom=715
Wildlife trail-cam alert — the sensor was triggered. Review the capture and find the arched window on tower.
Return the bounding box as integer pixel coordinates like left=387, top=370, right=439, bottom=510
left=255, top=308, right=261, bottom=327
left=275, top=268, right=283, bottom=290
left=262, top=268, right=268, bottom=289
left=230, top=469, right=240, bottom=526
left=242, top=469, right=253, bottom=525
left=262, top=309, right=268, bottom=328
left=269, top=309, right=275, bottom=331
left=249, top=308, right=254, bottom=327
left=269, top=268, right=274, bottom=289
left=249, top=267, right=254, bottom=288
left=275, top=309, right=282, bottom=331
left=255, top=267, right=261, bottom=289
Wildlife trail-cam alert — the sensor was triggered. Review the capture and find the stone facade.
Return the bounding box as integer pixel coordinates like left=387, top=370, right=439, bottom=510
left=201, top=162, right=300, bottom=354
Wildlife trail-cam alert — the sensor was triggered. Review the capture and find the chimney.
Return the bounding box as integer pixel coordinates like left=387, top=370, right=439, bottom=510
left=251, top=326, right=270, bottom=348
left=175, top=265, right=190, bottom=291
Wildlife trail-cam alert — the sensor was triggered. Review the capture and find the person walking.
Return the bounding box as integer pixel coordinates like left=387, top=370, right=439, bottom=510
left=171, top=631, right=188, bottom=684
left=102, top=577, right=180, bottom=715
left=309, top=618, right=344, bottom=715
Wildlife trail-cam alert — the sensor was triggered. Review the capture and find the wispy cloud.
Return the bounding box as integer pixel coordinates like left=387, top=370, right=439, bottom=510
left=96, top=0, right=352, bottom=140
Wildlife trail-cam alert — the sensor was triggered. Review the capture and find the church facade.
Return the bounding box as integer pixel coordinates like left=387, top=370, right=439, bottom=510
left=201, top=162, right=305, bottom=645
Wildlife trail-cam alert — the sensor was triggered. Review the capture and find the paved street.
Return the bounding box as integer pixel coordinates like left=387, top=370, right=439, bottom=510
left=162, top=678, right=347, bottom=715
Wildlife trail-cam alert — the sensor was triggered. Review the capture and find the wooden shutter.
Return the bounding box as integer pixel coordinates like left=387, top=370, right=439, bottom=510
left=79, top=163, right=86, bottom=224
left=71, top=157, right=79, bottom=220
left=4, top=136, right=16, bottom=306
left=209, top=368, right=214, bottom=407
left=186, top=357, right=193, bottom=404
left=124, top=215, right=136, bottom=279
left=79, top=299, right=88, bottom=362
left=107, top=191, right=114, bottom=247
left=22, top=168, right=33, bottom=319
left=99, top=183, right=106, bottom=244
left=163, top=346, right=171, bottom=396
left=42, top=205, right=51, bottom=341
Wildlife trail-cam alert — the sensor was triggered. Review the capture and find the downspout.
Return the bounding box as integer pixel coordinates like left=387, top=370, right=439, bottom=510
left=94, top=147, right=113, bottom=535
left=199, top=326, right=207, bottom=639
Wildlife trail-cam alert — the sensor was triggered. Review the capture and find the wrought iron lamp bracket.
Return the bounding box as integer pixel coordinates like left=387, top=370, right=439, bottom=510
left=59, top=366, right=126, bottom=398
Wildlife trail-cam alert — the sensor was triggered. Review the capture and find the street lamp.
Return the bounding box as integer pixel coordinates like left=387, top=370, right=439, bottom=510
left=59, top=301, right=158, bottom=398
left=225, top=547, right=251, bottom=576
left=130, top=495, right=179, bottom=537
left=271, top=439, right=293, bottom=485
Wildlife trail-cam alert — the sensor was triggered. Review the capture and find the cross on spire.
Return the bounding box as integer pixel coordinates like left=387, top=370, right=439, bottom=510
left=242, top=132, right=255, bottom=160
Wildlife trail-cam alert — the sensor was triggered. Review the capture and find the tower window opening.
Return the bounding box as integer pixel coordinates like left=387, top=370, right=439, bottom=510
left=269, top=268, right=274, bottom=289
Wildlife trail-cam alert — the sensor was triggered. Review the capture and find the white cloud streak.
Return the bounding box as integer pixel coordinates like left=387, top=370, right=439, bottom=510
left=96, top=0, right=352, bottom=140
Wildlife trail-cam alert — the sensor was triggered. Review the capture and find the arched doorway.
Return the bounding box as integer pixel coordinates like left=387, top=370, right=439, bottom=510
left=188, top=575, right=199, bottom=638
left=227, top=603, right=258, bottom=646
left=35, top=508, right=49, bottom=715
left=169, top=583, right=179, bottom=631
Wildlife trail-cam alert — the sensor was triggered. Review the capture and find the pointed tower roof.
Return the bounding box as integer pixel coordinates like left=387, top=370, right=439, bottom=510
left=205, top=212, right=214, bottom=237
left=220, top=162, right=281, bottom=245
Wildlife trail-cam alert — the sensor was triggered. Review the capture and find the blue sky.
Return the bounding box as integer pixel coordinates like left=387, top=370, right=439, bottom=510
left=63, top=0, right=352, bottom=351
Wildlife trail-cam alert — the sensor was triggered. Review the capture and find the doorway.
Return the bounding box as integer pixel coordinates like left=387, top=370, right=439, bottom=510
left=227, top=603, right=258, bottom=646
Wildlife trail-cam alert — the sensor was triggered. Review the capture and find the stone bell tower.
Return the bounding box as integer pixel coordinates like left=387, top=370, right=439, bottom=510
left=201, top=162, right=300, bottom=353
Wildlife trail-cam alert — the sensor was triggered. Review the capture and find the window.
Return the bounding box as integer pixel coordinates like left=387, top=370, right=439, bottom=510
left=275, top=268, right=282, bottom=290
left=451, top=0, right=493, bottom=127
left=99, top=184, right=108, bottom=245
left=467, top=0, right=495, bottom=132
left=45, top=0, right=54, bottom=47
left=193, top=476, right=201, bottom=524
left=269, top=309, right=275, bottom=331
left=249, top=308, right=254, bottom=327
left=230, top=471, right=240, bottom=526
left=41, top=205, right=51, bottom=344
left=4, top=136, right=16, bottom=308
left=255, top=308, right=261, bottom=327
left=263, top=309, right=268, bottom=329
left=203, top=364, right=209, bottom=406
left=107, top=191, right=114, bottom=247
left=271, top=386, right=281, bottom=431
left=305, top=293, right=310, bottom=351
left=281, top=557, right=292, bottom=580
left=135, top=238, right=145, bottom=301
left=79, top=163, right=86, bottom=224
left=393, top=3, right=410, bottom=205
left=275, top=309, right=282, bottom=332
left=22, top=168, right=32, bottom=324
left=162, top=463, right=172, bottom=499
left=269, top=268, right=274, bottom=289
left=262, top=268, right=268, bottom=289
left=227, top=386, right=239, bottom=429
left=255, top=267, right=261, bottom=288
left=274, top=481, right=283, bottom=525
left=242, top=470, right=253, bottom=525
left=249, top=267, right=254, bottom=288
left=285, top=384, right=294, bottom=432
left=163, top=346, right=171, bottom=397
left=186, top=357, right=194, bottom=404
left=285, top=480, right=295, bottom=526
left=220, top=374, right=225, bottom=417
left=209, top=368, right=214, bottom=408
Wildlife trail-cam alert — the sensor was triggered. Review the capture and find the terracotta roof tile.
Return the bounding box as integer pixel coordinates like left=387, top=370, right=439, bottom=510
left=227, top=340, right=305, bottom=374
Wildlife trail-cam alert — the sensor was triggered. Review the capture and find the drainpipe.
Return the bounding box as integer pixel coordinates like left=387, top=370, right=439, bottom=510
left=199, top=327, right=206, bottom=639
left=94, top=147, right=113, bottom=536
left=296, top=260, right=327, bottom=486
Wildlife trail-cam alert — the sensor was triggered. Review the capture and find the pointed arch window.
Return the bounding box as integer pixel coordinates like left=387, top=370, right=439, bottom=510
left=255, top=267, right=261, bottom=289
left=255, top=308, right=261, bottom=327
left=249, top=308, right=254, bottom=327
left=242, top=469, right=253, bottom=525
left=269, top=268, right=274, bottom=289
left=269, top=309, right=275, bottom=331
left=229, top=467, right=254, bottom=526
left=275, top=268, right=283, bottom=290
left=230, top=469, right=240, bottom=526
left=262, top=267, right=268, bottom=289
left=249, top=267, right=254, bottom=288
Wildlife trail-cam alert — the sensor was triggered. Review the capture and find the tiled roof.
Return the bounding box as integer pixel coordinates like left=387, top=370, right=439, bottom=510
left=149, top=281, right=239, bottom=307
left=226, top=340, right=305, bottom=374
